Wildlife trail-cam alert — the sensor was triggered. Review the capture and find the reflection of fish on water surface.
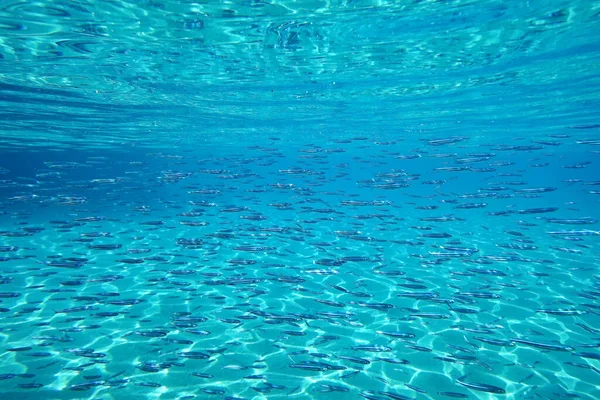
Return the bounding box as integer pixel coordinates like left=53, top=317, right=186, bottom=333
left=0, top=129, right=599, bottom=398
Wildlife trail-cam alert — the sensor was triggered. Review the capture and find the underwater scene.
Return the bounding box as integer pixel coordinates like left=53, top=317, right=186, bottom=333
left=0, top=1, right=599, bottom=399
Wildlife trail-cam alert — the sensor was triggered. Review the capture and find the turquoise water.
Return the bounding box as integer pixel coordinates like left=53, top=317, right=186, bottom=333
left=1, top=1, right=600, bottom=400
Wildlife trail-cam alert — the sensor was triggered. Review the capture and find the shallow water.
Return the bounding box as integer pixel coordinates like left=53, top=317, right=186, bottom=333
left=1, top=1, right=600, bottom=400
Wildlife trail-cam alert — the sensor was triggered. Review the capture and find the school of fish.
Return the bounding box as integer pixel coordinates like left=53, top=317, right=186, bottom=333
left=0, top=134, right=599, bottom=399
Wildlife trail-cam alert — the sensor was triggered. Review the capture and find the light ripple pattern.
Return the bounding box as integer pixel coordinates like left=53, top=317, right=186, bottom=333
left=0, top=142, right=599, bottom=399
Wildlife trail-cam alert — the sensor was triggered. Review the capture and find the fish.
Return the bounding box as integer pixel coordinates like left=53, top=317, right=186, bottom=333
left=574, top=352, right=600, bottom=361
left=376, top=330, right=415, bottom=339
left=289, top=364, right=328, bottom=372
left=17, top=383, right=45, bottom=389
left=473, top=337, right=514, bottom=347
left=378, top=391, right=414, bottom=400
left=438, top=392, right=468, bottom=398
left=455, top=375, right=505, bottom=394
left=536, top=309, right=586, bottom=316
left=410, top=313, right=450, bottom=319
left=88, top=244, right=123, bottom=250
left=336, top=355, right=371, bottom=364
left=404, top=345, right=433, bottom=352
left=510, top=338, right=575, bottom=352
